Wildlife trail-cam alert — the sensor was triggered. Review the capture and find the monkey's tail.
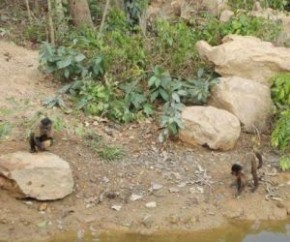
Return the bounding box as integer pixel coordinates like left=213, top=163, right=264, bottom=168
left=254, top=151, right=263, bottom=169
left=251, top=158, right=258, bottom=187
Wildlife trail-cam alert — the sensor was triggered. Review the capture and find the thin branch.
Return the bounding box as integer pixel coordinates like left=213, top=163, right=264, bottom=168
left=47, top=0, right=55, bottom=46
left=100, top=0, right=110, bottom=32
left=24, top=0, right=32, bottom=24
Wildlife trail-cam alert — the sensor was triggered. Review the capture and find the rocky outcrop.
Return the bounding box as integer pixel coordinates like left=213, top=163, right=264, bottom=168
left=0, top=152, right=74, bottom=200
left=179, top=106, right=241, bottom=151
left=147, top=0, right=229, bottom=21
left=251, top=4, right=290, bottom=47
left=196, top=35, right=290, bottom=86
left=208, top=76, right=275, bottom=133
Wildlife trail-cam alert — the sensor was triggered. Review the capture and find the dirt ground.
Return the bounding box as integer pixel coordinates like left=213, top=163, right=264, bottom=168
left=0, top=41, right=290, bottom=242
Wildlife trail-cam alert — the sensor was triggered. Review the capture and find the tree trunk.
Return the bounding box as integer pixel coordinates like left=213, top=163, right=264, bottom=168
left=68, top=0, right=93, bottom=27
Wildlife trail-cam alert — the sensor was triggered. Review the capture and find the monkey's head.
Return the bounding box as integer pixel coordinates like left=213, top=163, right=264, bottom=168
left=231, top=164, right=243, bottom=176
left=40, top=117, right=52, bottom=133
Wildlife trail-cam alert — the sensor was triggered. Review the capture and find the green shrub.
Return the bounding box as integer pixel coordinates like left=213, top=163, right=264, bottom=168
left=271, top=72, right=290, bottom=171
left=198, top=13, right=281, bottom=45
left=271, top=72, right=290, bottom=110
left=39, top=42, right=104, bottom=81
left=153, top=20, right=199, bottom=76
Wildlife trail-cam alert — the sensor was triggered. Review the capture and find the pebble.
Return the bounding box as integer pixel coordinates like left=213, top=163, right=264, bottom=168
left=145, top=201, right=157, bottom=208
left=111, top=205, right=122, bottom=211
left=130, top=194, right=143, bottom=201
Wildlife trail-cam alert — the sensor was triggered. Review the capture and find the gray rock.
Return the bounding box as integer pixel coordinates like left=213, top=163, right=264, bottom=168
left=0, top=151, right=74, bottom=200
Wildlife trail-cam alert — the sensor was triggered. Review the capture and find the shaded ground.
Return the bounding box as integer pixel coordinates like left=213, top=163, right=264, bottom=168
left=0, top=42, right=290, bottom=242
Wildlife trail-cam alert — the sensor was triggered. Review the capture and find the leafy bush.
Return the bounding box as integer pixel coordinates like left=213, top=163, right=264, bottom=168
left=153, top=20, right=199, bottom=76
left=271, top=72, right=290, bottom=170
left=39, top=42, right=104, bottom=81
left=228, top=0, right=288, bottom=10
left=271, top=72, right=290, bottom=110
left=148, top=67, right=219, bottom=142
left=198, top=13, right=281, bottom=45
left=271, top=110, right=290, bottom=170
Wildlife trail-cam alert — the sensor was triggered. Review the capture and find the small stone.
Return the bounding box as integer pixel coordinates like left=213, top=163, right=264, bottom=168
left=169, top=187, right=179, bottom=193
left=197, top=187, right=204, bottom=194
left=130, top=194, right=143, bottom=201
left=151, top=183, right=163, bottom=191
left=276, top=201, right=285, bottom=209
left=111, top=205, right=122, bottom=211
left=177, top=182, right=186, bottom=188
left=145, top=201, right=157, bottom=208
left=38, top=203, right=48, bottom=212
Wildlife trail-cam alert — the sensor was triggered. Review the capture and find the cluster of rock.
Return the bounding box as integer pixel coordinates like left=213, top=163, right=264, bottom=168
left=180, top=34, right=290, bottom=150
left=145, top=0, right=290, bottom=150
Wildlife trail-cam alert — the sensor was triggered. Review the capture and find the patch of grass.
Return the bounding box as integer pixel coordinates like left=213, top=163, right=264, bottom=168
left=97, top=144, right=125, bottom=161
left=0, top=107, right=13, bottom=116
left=0, top=122, right=12, bottom=140
left=84, top=130, right=125, bottom=161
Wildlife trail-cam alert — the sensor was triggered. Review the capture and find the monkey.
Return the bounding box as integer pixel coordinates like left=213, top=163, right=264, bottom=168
left=231, top=151, right=263, bottom=196
left=29, top=117, right=53, bottom=153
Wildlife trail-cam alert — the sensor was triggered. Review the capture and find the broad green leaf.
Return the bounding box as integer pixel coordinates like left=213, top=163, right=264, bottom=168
left=159, top=89, right=169, bottom=101
left=57, top=58, right=72, bottom=69
left=74, top=53, right=86, bottom=62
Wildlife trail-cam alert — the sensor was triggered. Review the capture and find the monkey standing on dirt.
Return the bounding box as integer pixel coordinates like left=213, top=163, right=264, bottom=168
left=231, top=151, right=263, bottom=196
left=29, top=117, right=53, bottom=153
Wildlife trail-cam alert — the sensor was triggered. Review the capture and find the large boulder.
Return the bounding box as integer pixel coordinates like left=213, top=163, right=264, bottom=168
left=196, top=35, right=290, bottom=86
left=0, top=152, right=74, bottom=200
left=208, top=76, right=275, bottom=133
left=179, top=106, right=241, bottom=151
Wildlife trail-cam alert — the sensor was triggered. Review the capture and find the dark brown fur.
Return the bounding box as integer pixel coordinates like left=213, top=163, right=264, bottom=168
left=231, top=152, right=263, bottom=196
left=29, top=117, right=53, bottom=153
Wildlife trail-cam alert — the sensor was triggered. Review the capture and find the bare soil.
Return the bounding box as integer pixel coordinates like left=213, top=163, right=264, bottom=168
left=0, top=41, right=290, bottom=242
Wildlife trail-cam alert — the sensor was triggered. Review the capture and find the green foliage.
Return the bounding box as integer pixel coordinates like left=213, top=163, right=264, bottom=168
left=221, top=13, right=281, bottom=42
left=153, top=20, right=198, bottom=75
left=24, top=18, right=47, bottom=43
left=148, top=67, right=218, bottom=142
left=68, top=76, right=137, bottom=123
left=279, top=155, right=290, bottom=171
left=198, top=13, right=281, bottom=45
left=228, top=0, right=288, bottom=10
left=52, top=116, right=66, bottom=132
left=105, top=7, right=129, bottom=32
left=271, top=73, right=290, bottom=110
left=262, top=0, right=289, bottom=10
left=227, top=0, right=255, bottom=10
left=39, top=42, right=104, bottom=81
left=271, top=72, right=290, bottom=170
left=183, top=68, right=219, bottom=105
left=0, top=122, right=11, bottom=140
left=271, top=110, right=290, bottom=151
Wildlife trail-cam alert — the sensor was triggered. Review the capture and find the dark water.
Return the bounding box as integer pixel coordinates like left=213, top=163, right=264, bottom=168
left=49, top=220, right=290, bottom=242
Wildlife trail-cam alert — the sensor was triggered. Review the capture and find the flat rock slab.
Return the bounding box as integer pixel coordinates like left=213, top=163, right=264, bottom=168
left=0, top=151, right=74, bottom=201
